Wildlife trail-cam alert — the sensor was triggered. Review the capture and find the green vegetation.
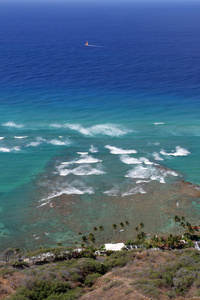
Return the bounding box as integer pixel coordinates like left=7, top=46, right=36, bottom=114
left=0, top=215, right=200, bottom=299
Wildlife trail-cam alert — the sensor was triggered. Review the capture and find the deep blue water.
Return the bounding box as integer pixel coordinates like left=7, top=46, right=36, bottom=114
left=0, top=1, right=200, bottom=250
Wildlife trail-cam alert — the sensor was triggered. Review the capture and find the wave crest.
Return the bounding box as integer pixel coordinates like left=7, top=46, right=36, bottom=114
left=2, top=121, right=24, bottom=128
left=50, top=123, right=130, bottom=137
left=160, top=146, right=190, bottom=156
left=105, top=145, right=137, bottom=155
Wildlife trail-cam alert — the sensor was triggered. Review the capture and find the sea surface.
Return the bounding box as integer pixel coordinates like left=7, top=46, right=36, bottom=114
left=0, top=1, right=200, bottom=250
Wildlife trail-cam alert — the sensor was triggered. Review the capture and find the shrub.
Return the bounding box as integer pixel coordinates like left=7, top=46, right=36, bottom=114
left=0, top=267, right=15, bottom=277
left=10, top=280, right=71, bottom=300
left=75, top=258, right=106, bottom=275
left=84, top=273, right=102, bottom=286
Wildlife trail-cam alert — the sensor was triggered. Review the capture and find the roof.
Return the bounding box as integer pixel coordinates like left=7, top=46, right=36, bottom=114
left=105, top=243, right=125, bottom=251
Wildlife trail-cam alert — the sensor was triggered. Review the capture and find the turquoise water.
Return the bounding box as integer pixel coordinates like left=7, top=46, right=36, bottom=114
left=0, top=1, right=200, bottom=250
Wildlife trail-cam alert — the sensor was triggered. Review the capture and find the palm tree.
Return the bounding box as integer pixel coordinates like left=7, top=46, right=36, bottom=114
left=135, top=226, right=139, bottom=232
left=173, top=215, right=180, bottom=224
left=140, top=222, right=144, bottom=229
left=119, top=222, right=124, bottom=229
left=180, top=216, right=185, bottom=222
left=93, top=226, right=98, bottom=232
left=88, top=232, right=96, bottom=245
left=125, top=221, right=129, bottom=226
left=112, top=224, right=117, bottom=241
left=81, top=235, right=87, bottom=245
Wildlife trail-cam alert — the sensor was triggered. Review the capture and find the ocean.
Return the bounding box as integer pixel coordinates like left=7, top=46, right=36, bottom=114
left=0, top=1, right=200, bottom=251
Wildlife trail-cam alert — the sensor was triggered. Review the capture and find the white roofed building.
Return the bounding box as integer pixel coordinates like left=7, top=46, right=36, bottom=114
left=104, top=243, right=125, bottom=251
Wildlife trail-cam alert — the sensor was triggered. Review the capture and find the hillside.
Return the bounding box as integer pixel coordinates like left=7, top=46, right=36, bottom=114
left=1, top=248, right=200, bottom=300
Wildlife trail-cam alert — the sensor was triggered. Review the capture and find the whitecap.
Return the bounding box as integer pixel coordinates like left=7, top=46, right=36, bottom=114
left=0, top=147, right=11, bottom=153
left=89, top=145, right=98, bottom=153
left=125, top=165, right=177, bottom=184
left=77, top=152, right=88, bottom=155
left=139, top=157, right=154, bottom=165
left=50, top=123, right=130, bottom=137
left=38, top=186, right=94, bottom=207
left=125, top=165, right=151, bottom=179
left=120, top=155, right=154, bottom=165
left=0, top=146, right=20, bottom=152
left=160, top=146, right=190, bottom=156
left=14, top=136, right=28, bottom=139
left=2, top=121, right=24, bottom=128
left=120, top=155, right=142, bottom=165
left=75, top=154, right=102, bottom=164
left=103, top=188, right=119, bottom=196
left=136, top=180, right=151, bottom=184
left=60, top=153, right=102, bottom=165
left=49, top=139, right=70, bottom=146
left=122, top=187, right=146, bottom=197
left=154, top=122, right=165, bottom=125
left=105, top=145, right=137, bottom=155
left=58, top=165, right=105, bottom=176
left=152, top=152, right=164, bottom=161
left=26, top=137, right=45, bottom=147
left=0, top=137, right=5, bottom=140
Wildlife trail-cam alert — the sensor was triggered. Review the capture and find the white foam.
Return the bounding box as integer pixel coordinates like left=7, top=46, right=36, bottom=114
left=50, top=123, right=130, bottom=137
left=122, top=187, right=146, bottom=197
left=105, top=145, right=137, bottom=155
left=154, top=122, right=165, bottom=125
left=0, top=137, right=5, bottom=140
left=153, top=152, right=164, bottom=161
left=0, top=146, right=20, bottom=152
left=49, top=139, right=70, bottom=146
left=120, top=155, right=142, bottom=165
left=103, top=188, right=119, bottom=196
left=14, top=136, right=28, bottom=139
left=120, top=155, right=154, bottom=165
left=26, top=137, right=45, bottom=147
left=58, top=165, right=105, bottom=176
left=2, top=121, right=24, bottom=128
left=160, top=146, right=190, bottom=157
left=125, top=165, right=177, bottom=184
left=0, top=147, right=11, bottom=152
left=26, top=137, right=70, bottom=147
left=38, top=186, right=94, bottom=207
left=126, top=165, right=151, bottom=179
left=136, top=180, right=151, bottom=184
left=89, top=145, right=98, bottom=153
left=75, top=154, right=102, bottom=164
left=139, top=157, right=154, bottom=165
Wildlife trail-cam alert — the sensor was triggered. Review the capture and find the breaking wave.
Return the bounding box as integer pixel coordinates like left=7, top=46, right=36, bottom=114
left=125, top=165, right=178, bottom=183
left=154, top=122, right=165, bottom=125
left=0, top=137, right=5, bottom=140
left=103, top=188, right=119, bottom=196
left=122, top=187, right=146, bottom=197
left=58, top=165, right=105, bottom=176
left=0, top=146, right=20, bottom=153
left=14, top=136, right=28, bottom=139
left=89, top=145, right=98, bottom=153
left=49, top=139, right=70, bottom=146
left=105, top=145, right=137, bottom=155
left=26, top=137, right=70, bottom=147
left=152, top=152, right=164, bottom=161
left=50, top=123, right=130, bottom=137
left=120, top=155, right=154, bottom=165
left=2, top=121, right=24, bottom=128
left=160, top=146, right=190, bottom=156
left=38, top=186, right=94, bottom=207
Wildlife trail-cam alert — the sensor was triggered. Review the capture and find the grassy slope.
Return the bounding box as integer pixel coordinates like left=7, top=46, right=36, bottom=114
left=1, top=248, right=200, bottom=299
